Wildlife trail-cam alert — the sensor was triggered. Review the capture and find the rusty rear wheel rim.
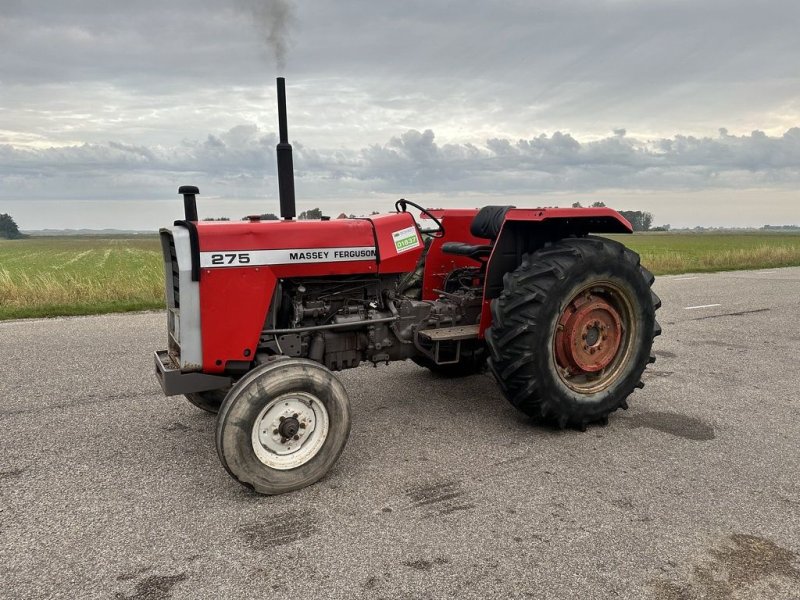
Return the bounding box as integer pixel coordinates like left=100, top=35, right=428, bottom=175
left=553, top=281, right=637, bottom=394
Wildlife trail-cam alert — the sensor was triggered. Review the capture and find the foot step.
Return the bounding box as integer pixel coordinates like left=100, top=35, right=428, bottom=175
left=418, top=324, right=480, bottom=342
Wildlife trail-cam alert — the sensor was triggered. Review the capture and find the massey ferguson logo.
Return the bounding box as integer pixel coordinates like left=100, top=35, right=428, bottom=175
left=288, top=249, right=376, bottom=261
left=332, top=249, right=376, bottom=259
left=289, top=251, right=328, bottom=261
left=200, top=247, right=376, bottom=268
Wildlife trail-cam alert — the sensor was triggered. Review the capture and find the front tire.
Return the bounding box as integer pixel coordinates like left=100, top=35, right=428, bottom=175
left=485, top=236, right=661, bottom=428
left=215, top=358, right=351, bottom=495
left=184, top=389, right=229, bottom=414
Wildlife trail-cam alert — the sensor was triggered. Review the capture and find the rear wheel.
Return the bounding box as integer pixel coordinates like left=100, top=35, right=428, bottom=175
left=215, top=358, right=351, bottom=495
left=485, top=236, right=661, bottom=428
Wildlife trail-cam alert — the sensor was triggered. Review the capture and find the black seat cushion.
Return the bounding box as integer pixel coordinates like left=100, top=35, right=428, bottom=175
left=470, top=205, right=515, bottom=240
left=441, top=241, right=493, bottom=259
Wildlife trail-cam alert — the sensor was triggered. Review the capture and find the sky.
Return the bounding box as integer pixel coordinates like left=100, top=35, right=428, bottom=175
left=1, top=0, right=799, bottom=230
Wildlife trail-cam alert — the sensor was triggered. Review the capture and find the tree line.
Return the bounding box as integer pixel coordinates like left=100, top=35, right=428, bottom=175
left=0, top=214, right=26, bottom=239
left=571, top=202, right=655, bottom=231
left=1, top=203, right=660, bottom=238
left=210, top=208, right=379, bottom=221
left=203, top=208, right=326, bottom=221
left=258, top=206, right=658, bottom=228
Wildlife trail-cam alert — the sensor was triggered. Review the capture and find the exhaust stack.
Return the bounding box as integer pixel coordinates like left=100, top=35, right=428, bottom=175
left=178, top=185, right=199, bottom=221
left=276, top=77, right=296, bottom=220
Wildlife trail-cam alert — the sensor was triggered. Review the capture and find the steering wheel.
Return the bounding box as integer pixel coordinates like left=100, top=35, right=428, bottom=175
left=394, top=198, right=445, bottom=238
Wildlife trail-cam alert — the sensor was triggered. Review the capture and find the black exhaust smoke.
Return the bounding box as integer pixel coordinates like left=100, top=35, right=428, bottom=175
left=275, top=77, right=296, bottom=220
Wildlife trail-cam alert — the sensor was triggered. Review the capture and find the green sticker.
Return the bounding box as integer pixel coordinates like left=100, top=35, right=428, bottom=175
left=392, top=226, right=420, bottom=253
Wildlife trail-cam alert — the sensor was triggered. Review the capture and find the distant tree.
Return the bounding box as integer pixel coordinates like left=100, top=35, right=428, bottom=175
left=762, top=224, right=799, bottom=231
left=202, top=217, right=230, bottom=221
left=0, top=213, right=25, bottom=239
left=571, top=202, right=582, bottom=208
left=591, top=201, right=606, bottom=208
left=370, top=210, right=380, bottom=215
left=651, top=224, right=671, bottom=232
left=242, top=213, right=280, bottom=221
left=619, top=210, right=654, bottom=232
left=298, top=208, right=324, bottom=220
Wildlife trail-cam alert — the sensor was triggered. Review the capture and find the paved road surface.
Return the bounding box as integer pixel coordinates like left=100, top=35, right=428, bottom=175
left=1, top=267, right=799, bottom=599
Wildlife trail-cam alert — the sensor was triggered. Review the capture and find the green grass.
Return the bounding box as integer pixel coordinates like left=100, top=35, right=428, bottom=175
left=0, top=236, right=163, bottom=320
left=1, top=232, right=800, bottom=320
left=606, top=232, right=800, bottom=275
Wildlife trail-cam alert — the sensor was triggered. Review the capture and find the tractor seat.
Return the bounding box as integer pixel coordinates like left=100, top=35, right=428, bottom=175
left=440, top=241, right=493, bottom=259
left=441, top=205, right=514, bottom=259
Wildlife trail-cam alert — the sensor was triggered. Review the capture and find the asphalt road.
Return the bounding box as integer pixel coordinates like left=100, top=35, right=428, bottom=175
left=2, top=267, right=800, bottom=600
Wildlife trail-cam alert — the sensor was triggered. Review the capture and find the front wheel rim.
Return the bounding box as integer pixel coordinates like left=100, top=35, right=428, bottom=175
left=553, top=281, right=637, bottom=394
left=251, top=392, right=330, bottom=470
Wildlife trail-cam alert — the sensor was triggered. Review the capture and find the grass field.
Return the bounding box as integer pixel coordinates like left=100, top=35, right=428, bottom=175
left=608, top=232, right=800, bottom=275
left=0, top=236, right=163, bottom=320
left=1, top=232, right=800, bottom=320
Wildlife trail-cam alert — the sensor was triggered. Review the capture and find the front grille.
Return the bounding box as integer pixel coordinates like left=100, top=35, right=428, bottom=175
left=160, top=230, right=180, bottom=309
left=168, top=236, right=180, bottom=309
left=160, top=230, right=182, bottom=355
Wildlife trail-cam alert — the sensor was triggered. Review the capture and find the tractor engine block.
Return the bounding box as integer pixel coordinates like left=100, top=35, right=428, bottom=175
left=258, top=274, right=480, bottom=371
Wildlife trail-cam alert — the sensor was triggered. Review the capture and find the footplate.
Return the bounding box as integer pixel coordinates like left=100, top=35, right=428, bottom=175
left=416, top=324, right=480, bottom=365
left=418, top=324, right=480, bottom=342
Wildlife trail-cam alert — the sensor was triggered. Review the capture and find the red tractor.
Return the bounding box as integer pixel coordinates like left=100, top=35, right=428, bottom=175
left=154, top=79, right=661, bottom=494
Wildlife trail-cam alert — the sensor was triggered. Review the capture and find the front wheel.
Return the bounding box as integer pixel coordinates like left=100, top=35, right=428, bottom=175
left=184, top=388, right=229, bottom=414
left=485, top=236, right=661, bottom=428
left=215, top=359, right=351, bottom=495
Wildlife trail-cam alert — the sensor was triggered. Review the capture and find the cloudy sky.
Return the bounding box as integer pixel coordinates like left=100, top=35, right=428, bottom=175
left=2, top=0, right=799, bottom=230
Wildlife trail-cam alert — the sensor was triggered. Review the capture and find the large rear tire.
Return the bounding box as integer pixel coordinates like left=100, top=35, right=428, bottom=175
left=215, top=358, right=351, bottom=495
left=485, top=236, right=661, bottom=428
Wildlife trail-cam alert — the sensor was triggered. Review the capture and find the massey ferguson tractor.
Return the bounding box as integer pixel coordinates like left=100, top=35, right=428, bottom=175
left=154, top=78, right=661, bottom=495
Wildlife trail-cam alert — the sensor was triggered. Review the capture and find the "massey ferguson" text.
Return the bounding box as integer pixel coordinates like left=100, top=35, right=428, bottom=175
left=200, top=246, right=377, bottom=268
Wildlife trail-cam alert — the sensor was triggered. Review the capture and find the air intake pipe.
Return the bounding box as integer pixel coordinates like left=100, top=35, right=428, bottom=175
left=276, top=77, right=296, bottom=220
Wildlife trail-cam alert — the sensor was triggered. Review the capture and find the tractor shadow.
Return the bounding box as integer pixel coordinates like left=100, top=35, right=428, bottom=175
left=344, top=362, right=581, bottom=443
left=356, top=362, right=677, bottom=438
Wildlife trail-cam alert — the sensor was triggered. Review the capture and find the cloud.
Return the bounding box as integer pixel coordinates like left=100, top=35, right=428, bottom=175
left=2, top=0, right=800, bottom=155
left=2, top=126, right=799, bottom=202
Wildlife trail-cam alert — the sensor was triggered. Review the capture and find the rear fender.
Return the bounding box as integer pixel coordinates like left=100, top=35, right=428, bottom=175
left=478, top=208, right=632, bottom=335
